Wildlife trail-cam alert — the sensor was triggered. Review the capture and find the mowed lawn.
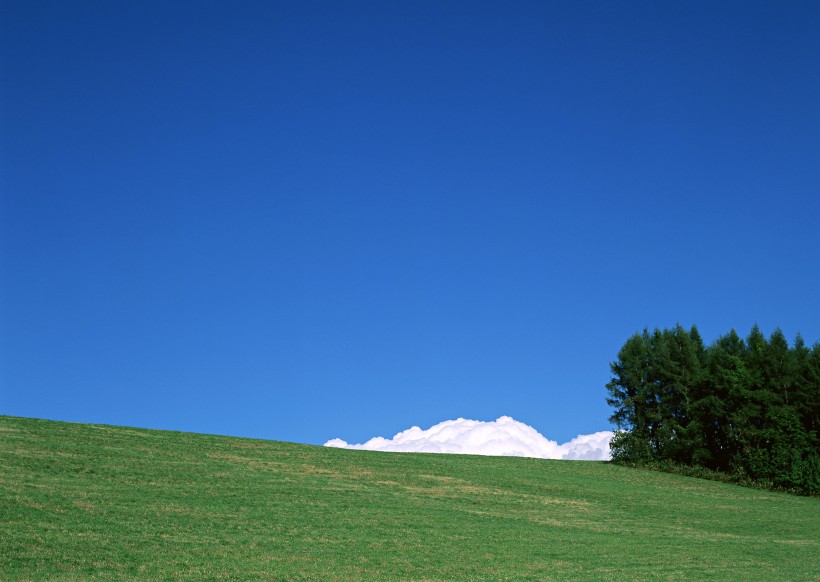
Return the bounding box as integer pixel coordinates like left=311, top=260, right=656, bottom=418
left=1, top=415, right=818, bottom=580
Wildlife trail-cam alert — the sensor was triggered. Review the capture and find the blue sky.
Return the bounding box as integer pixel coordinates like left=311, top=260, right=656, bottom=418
left=2, top=1, right=819, bottom=446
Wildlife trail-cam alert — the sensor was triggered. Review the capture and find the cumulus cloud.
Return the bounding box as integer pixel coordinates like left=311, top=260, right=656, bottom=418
left=324, top=416, right=613, bottom=461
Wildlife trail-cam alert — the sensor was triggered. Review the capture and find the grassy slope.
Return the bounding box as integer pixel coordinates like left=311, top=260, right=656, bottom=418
left=1, top=416, right=818, bottom=580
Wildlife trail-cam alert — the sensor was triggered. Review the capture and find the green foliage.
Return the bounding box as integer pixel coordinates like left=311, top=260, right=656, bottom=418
left=608, top=430, right=653, bottom=464
left=607, top=324, right=820, bottom=496
left=1, top=416, right=819, bottom=580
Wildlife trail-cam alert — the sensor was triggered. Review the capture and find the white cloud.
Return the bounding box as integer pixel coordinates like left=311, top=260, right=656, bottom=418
left=324, top=416, right=613, bottom=461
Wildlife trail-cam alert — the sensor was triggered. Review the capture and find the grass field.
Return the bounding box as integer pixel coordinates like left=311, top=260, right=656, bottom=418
left=1, top=415, right=818, bottom=580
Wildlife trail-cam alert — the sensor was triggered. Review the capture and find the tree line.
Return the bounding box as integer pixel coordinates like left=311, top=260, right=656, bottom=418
left=606, top=324, right=819, bottom=495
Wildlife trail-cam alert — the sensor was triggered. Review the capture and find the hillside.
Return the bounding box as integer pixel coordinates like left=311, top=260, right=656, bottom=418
left=1, top=415, right=818, bottom=580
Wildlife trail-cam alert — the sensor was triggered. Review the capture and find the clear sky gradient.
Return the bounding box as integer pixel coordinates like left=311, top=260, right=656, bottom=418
left=2, top=1, right=819, bottom=446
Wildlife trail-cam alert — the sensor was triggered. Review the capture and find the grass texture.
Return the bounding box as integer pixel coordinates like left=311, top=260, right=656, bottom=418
left=1, top=415, right=818, bottom=580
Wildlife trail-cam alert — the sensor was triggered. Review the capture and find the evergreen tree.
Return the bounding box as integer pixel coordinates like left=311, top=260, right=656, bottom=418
left=791, top=334, right=813, bottom=433
left=606, top=324, right=819, bottom=494
left=806, top=342, right=820, bottom=437
left=606, top=330, right=654, bottom=462
left=650, top=325, right=703, bottom=463
left=767, top=329, right=793, bottom=407
left=702, top=330, right=750, bottom=472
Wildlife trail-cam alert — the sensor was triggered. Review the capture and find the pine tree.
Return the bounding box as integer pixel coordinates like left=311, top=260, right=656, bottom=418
left=702, top=330, right=750, bottom=472
left=766, top=328, right=793, bottom=407
left=650, top=325, right=703, bottom=463
left=606, top=330, right=654, bottom=462
left=806, top=342, right=820, bottom=437
left=605, top=325, right=819, bottom=494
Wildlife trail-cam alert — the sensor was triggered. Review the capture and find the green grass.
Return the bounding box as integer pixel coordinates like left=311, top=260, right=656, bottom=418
left=1, top=415, right=818, bottom=580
